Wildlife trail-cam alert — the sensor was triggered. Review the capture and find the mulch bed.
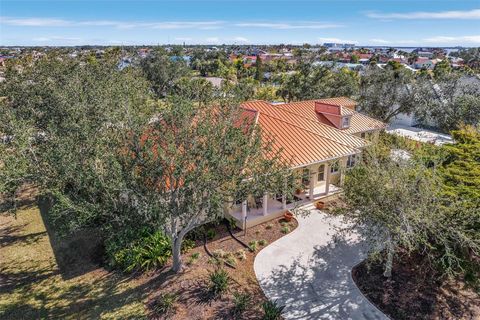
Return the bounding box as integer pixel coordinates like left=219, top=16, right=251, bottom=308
left=352, top=250, right=480, bottom=320
left=146, top=217, right=298, bottom=320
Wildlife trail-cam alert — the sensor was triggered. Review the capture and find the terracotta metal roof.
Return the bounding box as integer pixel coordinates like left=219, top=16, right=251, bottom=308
left=241, top=100, right=377, bottom=168
left=273, top=99, right=386, bottom=134
left=316, top=97, right=358, bottom=109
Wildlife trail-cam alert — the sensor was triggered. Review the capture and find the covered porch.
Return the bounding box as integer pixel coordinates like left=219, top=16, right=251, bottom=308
left=227, top=182, right=341, bottom=229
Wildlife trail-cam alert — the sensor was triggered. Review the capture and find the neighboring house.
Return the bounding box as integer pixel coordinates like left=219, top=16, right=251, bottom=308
left=226, top=97, right=386, bottom=228
left=413, top=58, right=439, bottom=70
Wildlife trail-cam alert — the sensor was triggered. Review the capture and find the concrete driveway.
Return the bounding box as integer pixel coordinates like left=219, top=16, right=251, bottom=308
left=254, top=203, right=388, bottom=320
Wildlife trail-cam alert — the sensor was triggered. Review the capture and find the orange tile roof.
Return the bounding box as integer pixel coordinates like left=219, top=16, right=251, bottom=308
left=241, top=99, right=383, bottom=168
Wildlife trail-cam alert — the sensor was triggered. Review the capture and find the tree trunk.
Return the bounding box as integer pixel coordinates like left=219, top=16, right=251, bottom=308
left=383, top=239, right=394, bottom=278
left=172, top=235, right=184, bottom=273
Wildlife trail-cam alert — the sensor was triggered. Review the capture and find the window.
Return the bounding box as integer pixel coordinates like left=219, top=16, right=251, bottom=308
left=330, top=161, right=339, bottom=173
left=347, top=154, right=357, bottom=168
left=342, top=117, right=350, bottom=128
left=317, top=164, right=325, bottom=181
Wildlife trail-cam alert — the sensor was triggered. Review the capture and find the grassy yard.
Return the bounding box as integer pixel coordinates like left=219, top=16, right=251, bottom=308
left=0, top=205, right=164, bottom=319
left=0, top=202, right=297, bottom=319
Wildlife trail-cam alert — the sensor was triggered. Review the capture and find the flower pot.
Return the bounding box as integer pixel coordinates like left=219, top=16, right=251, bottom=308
left=315, top=201, right=325, bottom=210
left=284, top=211, right=294, bottom=222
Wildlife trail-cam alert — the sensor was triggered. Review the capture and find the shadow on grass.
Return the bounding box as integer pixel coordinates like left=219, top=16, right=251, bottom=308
left=37, top=197, right=104, bottom=280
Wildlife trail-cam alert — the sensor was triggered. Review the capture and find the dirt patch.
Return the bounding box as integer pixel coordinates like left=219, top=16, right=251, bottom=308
left=352, top=251, right=480, bottom=320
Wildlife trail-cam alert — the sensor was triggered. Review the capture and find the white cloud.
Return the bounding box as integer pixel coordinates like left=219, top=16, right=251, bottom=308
left=424, top=35, right=480, bottom=44
left=1, top=17, right=71, bottom=27
left=0, top=16, right=224, bottom=30
left=234, top=22, right=342, bottom=29
left=318, top=37, right=357, bottom=44
left=233, top=36, right=249, bottom=43
left=369, top=38, right=391, bottom=44
left=205, top=37, right=220, bottom=44
left=366, top=9, right=480, bottom=20
left=174, top=37, right=192, bottom=41
left=32, top=36, right=81, bottom=42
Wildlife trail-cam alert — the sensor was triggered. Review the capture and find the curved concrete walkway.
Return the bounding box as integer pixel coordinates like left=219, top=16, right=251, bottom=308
left=254, top=203, right=388, bottom=320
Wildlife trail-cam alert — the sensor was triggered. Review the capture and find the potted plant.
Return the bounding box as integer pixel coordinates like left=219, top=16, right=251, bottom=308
left=284, top=211, right=294, bottom=222
left=315, top=201, right=325, bottom=210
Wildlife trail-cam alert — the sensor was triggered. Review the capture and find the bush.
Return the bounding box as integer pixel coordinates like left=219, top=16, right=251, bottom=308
left=265, top=224, right=273, bottom=230
left=181, top=238, right=195, bottom=253
left=258, top=239, right=268, bottom=246
left=281, top=226, right=290, bottom=234
left=106, top=229, right=172, bottom=272
left=232, top=291, right=252, bottom=316
left=208, top=268, right=230, bottom=297
left=262, top=300, right=285, bottom=320
left=151, top=292, right=178, bottom=316
left=186, top=252, right=201, bottom=266
left=206, top=228, right=217, bottom=240
left=235, top=249, right=247, bottom=260
left=248, top=240, right=258, bottom=252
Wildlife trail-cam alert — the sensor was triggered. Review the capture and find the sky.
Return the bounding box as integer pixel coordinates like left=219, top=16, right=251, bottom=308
left=1, top=0, right=480, bottom=46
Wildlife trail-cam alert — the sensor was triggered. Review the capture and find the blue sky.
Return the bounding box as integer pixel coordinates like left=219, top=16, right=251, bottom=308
left=1, top=1, right=479, bottom=46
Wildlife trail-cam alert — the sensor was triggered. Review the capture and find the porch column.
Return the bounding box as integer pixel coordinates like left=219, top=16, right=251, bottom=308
left=339, top=159, right=345, bottom=186
left=308, top=170, right=315, bottom=199
left=282, top=194, right=287, bottom=210
left=263, top=193, right=268, bottom=216
left=325, top=163, right=330, bottom=195
left=241, top=200, right=247, bottom=229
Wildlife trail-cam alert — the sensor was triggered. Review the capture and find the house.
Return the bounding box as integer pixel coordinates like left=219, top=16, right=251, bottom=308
left=413, top=58, right=439, bottom=70
left=226, top=97, right=386, bottom=228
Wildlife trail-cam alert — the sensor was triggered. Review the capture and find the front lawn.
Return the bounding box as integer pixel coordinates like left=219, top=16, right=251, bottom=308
left=0, top=204, right=296, bottom=319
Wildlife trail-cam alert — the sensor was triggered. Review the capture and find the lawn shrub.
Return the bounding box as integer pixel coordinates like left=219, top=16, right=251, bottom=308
left=262, top=299, right=285, bottom=320
left=206, top=228, right=217, bottom=240
left=232, top=291, right=252, bottom=317
left=151, top=292, right=178, bottom=316
left=105, top=228, right=172, bottom=272
left=281, top=226, right=290, bottom=234
left=181, top=238, right=195, bottom=253
left=235, top=249, right=247, bottom=260
left=248, top=240, right=258, bottom=252
left=208, top=268, right=230, bottom=297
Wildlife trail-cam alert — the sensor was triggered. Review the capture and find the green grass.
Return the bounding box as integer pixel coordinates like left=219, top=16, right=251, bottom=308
left=0, top=206, right=149, bottom=320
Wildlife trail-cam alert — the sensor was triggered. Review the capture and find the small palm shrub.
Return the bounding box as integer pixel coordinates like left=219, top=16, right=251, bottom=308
left=208, top=268, right=230, bottom=297
left=186, top=252, right=201, bottom=266
left=281, top=226, right=290, bottom=234
left=232, top=291, right=252, bottom=317
left=181, top=238, right=195, bottom=253
left=258, top=239, right=268, bottom=246
left=206, top=228, right=216, bottom=240
left=235, top=249, right=247, bottom=260
left=248, top=240, right=258, bottom=252
left=151, top=292, right=178, bottom=316
left=262, top=300, right=285, bottom=320
left=106, top=229, right=172, bottom=272
left=127, top=231, right=172, bottom=272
